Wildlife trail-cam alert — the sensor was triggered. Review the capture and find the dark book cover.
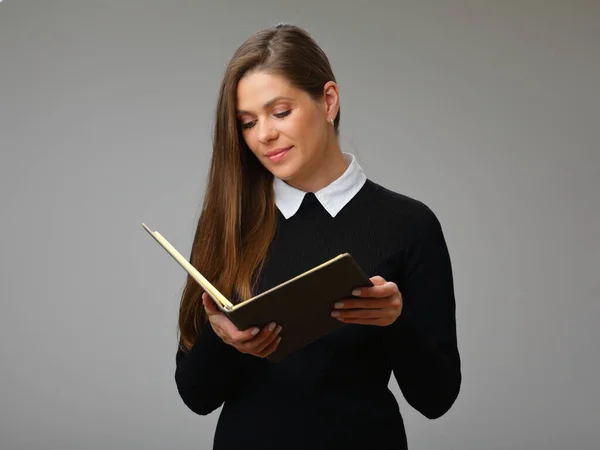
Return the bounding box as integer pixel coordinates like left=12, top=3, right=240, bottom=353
left=225, top=253, right=374, bottom=362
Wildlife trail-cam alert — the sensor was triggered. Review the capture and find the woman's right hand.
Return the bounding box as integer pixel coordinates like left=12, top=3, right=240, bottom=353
left=202, top=292, right=282, bottom=358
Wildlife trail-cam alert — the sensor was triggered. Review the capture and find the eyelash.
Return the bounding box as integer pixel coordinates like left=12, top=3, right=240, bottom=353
left=241, top=110, right=291, bottom=129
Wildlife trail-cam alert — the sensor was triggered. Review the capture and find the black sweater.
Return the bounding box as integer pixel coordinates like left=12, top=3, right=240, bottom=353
left=175, top=179, right=461, bottom=450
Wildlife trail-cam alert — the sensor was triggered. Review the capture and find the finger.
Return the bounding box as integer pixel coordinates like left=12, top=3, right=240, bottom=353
left=256, top=335, right=282, bottom=358
left=370, top=275, right=387, bottom=286
left=352, top=281, right=399, bottom=299
left=202, top=292, right=221, bottom=315
left=252, top=324, right=283, bottom=354
left=333, top=297, right=400, bottom=310
left=226, top=323, right=261, bottom=344
left=209, top=311, right=260, bottom=343
left=337, top=317, right=386, bottom=325
left=211, top=324, right=232, bottom=344
left=332, top=308, right=388, bottom=320
left=238, top=322, right=280, bottom=351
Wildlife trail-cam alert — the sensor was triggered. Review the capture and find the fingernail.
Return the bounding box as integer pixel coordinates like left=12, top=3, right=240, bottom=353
left=352, top=289, right=361, bottom=296
left=268, top=322, right=276, bottom=332
left=334, top=302, right=344, bottom=308
left=331, top=311, right=340, bottom=317
left=275, top=325, right=283, bottom=335
left=251, top=327, right=260, bottom=335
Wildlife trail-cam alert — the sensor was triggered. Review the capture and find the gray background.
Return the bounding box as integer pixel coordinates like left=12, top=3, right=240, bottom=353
left=1, top=1, right=598, bottom=449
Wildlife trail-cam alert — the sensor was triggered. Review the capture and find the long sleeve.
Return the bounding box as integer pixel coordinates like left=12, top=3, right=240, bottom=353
left=174, top=321, right=248, bottom=415
left=383, top=205, right=462, bottom=419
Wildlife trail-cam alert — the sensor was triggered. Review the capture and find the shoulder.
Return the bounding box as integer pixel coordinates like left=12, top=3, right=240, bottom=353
left=365, top=179, right=442, bottom=233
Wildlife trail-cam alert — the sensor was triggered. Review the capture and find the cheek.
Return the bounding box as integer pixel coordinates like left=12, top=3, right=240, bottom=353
left=292, top=117, right=324, bottom=151
left=283, top=113, right=315, bottom=142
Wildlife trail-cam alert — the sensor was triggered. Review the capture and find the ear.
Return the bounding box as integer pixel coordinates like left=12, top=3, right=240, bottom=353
left=322, top=81, right=340, bottom=122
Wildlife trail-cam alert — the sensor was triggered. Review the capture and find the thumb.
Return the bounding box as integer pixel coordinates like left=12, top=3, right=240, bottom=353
left=202, top=292, right=220, bottom=315
left=370, top=275, right=387, bottom=286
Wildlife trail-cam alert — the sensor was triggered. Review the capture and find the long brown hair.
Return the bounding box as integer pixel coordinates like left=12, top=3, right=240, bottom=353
left=178, top=23, right=340, bottom=352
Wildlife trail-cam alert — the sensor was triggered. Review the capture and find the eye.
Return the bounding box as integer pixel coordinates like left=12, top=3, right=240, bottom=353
left=273, top=110, right=291, bottom=119
left=239, top=110, right=290, bottom=130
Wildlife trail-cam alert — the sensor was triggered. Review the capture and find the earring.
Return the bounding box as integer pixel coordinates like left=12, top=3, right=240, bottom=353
left=329, top=118, right=334, bottom=127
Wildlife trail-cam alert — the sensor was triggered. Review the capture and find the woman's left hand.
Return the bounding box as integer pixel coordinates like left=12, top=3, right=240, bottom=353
left=331, top=276, right=403, bottom=326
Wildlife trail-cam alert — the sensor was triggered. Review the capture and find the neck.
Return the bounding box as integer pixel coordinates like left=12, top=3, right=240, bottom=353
left=287, top=142, right=349, bottom=193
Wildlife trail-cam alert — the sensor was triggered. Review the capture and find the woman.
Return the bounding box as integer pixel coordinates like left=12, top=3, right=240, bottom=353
left=175, top=23, right=461, bottom=450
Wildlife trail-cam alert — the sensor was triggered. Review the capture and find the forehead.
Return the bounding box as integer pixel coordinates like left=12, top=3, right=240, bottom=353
left=236, top=71, right=300, bottom=112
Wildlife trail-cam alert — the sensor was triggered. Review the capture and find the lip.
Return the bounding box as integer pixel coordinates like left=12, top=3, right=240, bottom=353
left=265, top=146, right=292, bottom=157
left=265, top=146, right=292, bottom=163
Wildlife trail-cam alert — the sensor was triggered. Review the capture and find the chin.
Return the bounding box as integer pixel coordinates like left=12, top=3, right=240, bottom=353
left=269, top=167, right=295, bottom=181
left=266, top=160, right=300, bottom=182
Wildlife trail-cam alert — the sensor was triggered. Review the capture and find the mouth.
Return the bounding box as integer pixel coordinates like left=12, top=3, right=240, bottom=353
left=265, top=146, right=292, bottom=162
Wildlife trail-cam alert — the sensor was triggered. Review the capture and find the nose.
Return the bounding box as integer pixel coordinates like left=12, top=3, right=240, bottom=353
left=257, top=119, right=278, bottom=144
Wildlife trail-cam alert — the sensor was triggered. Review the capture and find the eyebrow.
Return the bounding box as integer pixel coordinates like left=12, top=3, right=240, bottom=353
left=236, top=96, right=294, bottom=115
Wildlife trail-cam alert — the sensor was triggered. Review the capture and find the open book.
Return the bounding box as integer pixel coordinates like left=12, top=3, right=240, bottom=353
left=142, top=223, right=373, bottom=362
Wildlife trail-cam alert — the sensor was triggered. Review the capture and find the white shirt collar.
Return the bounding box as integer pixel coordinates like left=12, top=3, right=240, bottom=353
left=273, top=152, right=367, bottom=219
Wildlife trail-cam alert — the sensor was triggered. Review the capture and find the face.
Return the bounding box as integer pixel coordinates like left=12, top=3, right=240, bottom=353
left=236, top=71, right=337, bottom=184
